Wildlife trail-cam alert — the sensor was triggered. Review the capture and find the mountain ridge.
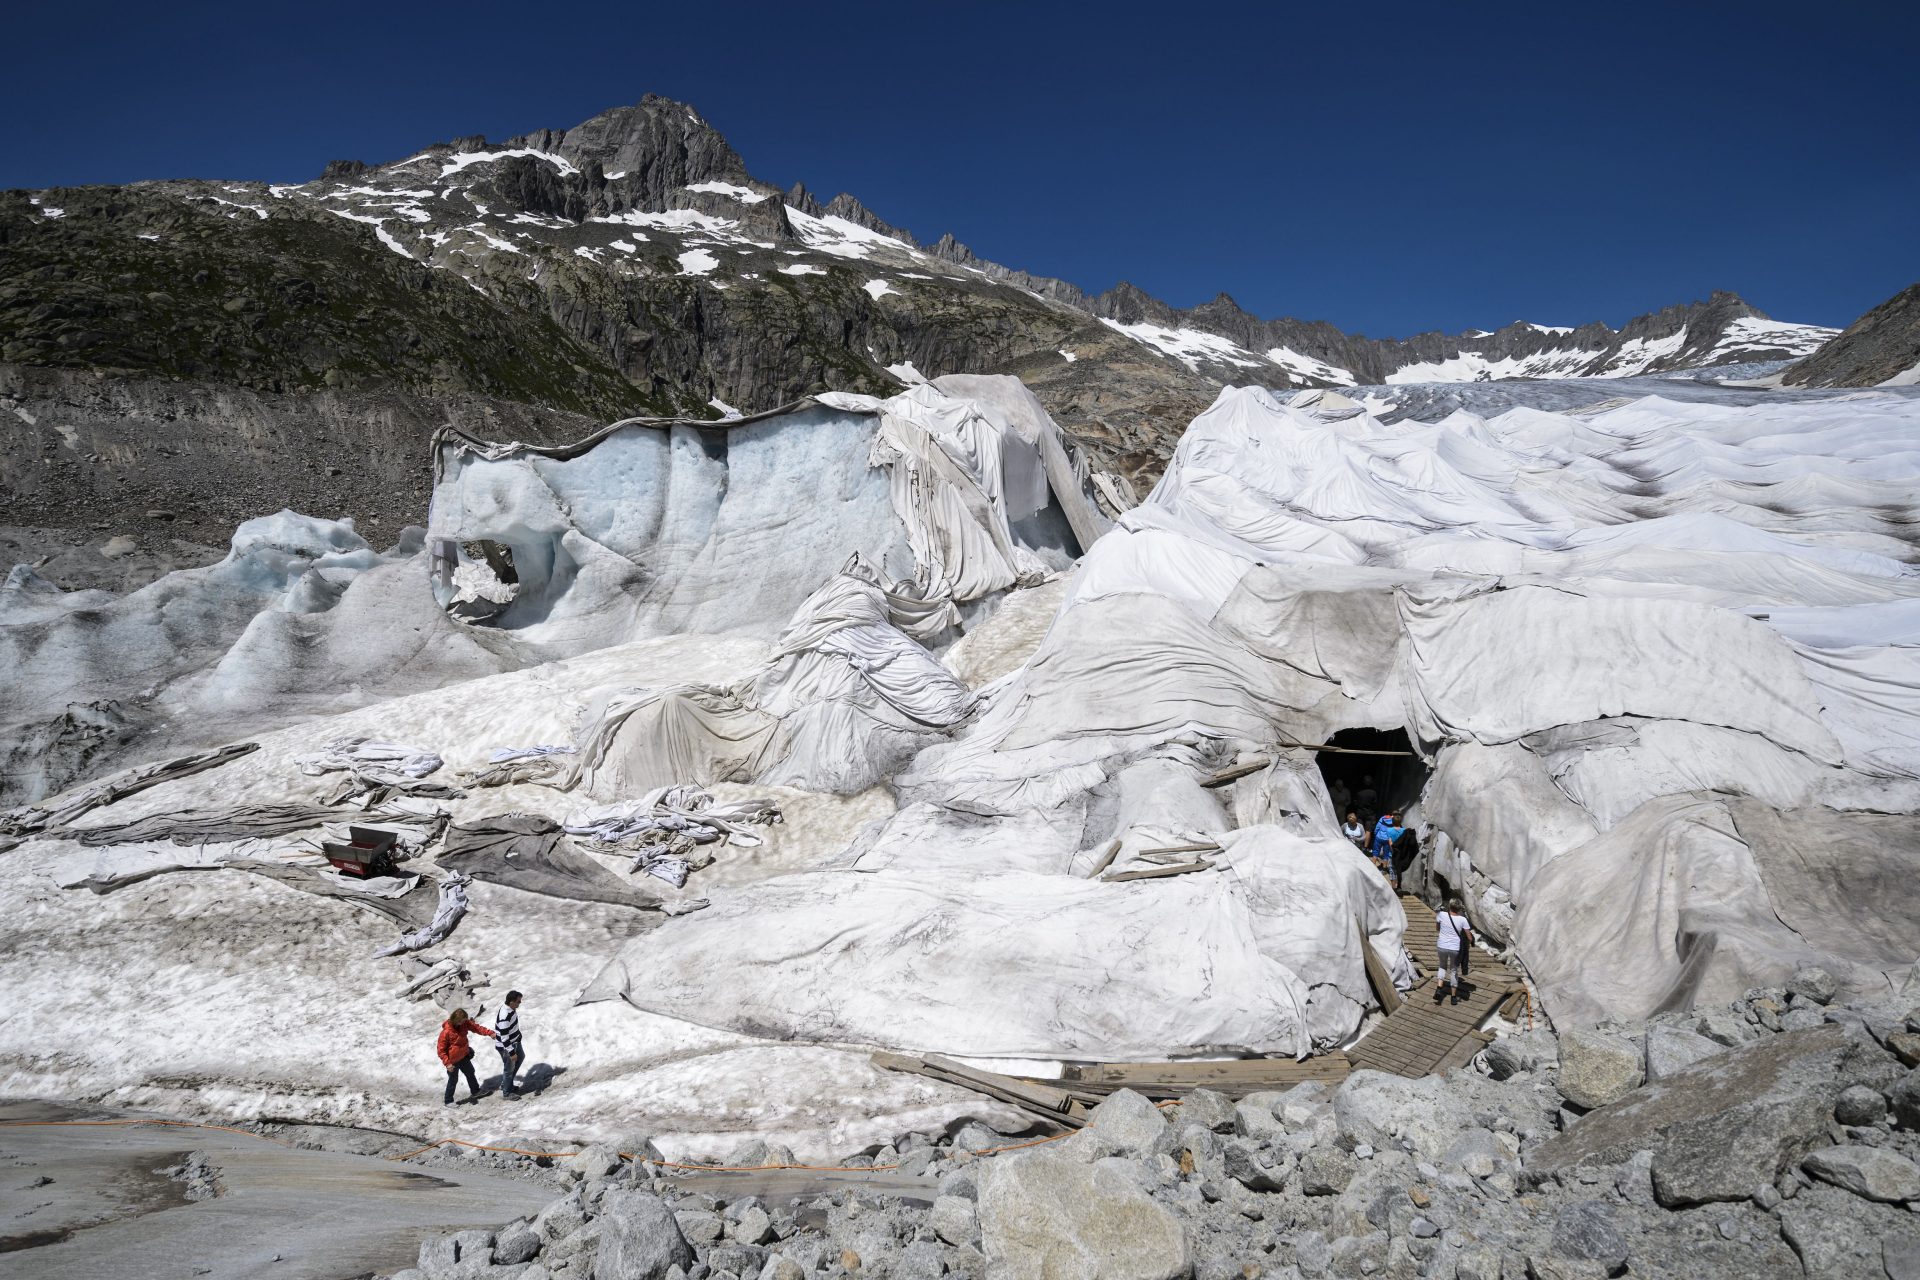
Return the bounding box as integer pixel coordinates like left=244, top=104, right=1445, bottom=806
left=0, top=93, right=1859, bottom=547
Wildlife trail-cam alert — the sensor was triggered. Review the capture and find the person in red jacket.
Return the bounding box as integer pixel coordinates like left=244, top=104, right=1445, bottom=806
left=437, top=1008, right=497, bottom=1105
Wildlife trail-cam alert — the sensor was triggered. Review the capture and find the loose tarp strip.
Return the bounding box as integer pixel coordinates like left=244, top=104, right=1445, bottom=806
left=1, top=742, right=261, bottom=841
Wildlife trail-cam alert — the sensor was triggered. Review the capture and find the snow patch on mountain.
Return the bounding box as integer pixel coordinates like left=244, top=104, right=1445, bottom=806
left=1267, top=346, right=1357, bottom=386
left=686, top=181, right=768, bottom=204
left=1100, top=319, right=1263, bottom=371
left=785, top=207, right=915, bottom=261
left=439, top=149, right=580, bottom=179
left=1705, top=316, right=1838, bottom=362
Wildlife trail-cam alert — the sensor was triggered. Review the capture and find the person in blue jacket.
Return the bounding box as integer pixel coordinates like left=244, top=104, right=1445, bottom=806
left=1370, top=812, right=1404, bottom=886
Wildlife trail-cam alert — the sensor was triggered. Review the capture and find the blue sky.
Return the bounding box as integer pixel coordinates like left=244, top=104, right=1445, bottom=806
left=6, top=0, right=1915, bottom=336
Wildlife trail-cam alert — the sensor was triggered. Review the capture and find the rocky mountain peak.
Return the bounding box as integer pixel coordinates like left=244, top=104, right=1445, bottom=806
left=822, top=193, right=916, bottom=246
left=1092, top=282, right=1181, bottom=329
left=501, top=96, right=750, bottom=212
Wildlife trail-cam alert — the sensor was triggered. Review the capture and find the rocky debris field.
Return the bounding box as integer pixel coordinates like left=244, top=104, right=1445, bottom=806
left=380, top=969, right=1920, bottom=1280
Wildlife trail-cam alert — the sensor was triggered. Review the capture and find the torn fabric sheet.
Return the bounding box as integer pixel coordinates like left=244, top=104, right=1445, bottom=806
left=372, top=871, right=472, bottom=957
left=297, top=738, right=464, bottom=805
left=433, top=814, right=662, bottom=909
left=562, top=785, right=782, bottom=855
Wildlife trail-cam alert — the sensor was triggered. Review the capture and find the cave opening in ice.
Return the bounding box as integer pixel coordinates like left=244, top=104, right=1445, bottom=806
left=1316, top=727, right=1426, bottom=822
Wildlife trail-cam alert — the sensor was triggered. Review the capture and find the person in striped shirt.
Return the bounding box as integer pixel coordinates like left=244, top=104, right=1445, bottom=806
left=494, top=990, right=526, bottom=1099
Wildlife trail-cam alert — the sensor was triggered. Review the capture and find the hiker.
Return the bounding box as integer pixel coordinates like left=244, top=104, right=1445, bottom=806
left=1434, top=898, right=1473, bottom=1005
left=1356, top=775, right=1378, bottom=814
left=1370, top=812, right=1403, bottom=873
left=437, top=1007, right=497, bottom=1105
left=494, top=990, right=526, bottom=1099
left=1341, top=811, right=1367, bottom=851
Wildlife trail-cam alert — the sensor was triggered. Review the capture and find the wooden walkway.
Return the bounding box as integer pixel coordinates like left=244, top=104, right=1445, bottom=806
left=1347, top=893, right=1525, bottom=1077
left=876, top=894, right=1523, bottom=1122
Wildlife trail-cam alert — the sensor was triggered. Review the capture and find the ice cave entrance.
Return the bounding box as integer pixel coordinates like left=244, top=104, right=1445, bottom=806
left=1315, top=727, right=1428, bottom=877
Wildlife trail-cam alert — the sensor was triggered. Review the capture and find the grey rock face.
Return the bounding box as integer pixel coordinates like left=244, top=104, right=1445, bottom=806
left=1171, top=1088, right=1236, bottom=1133
left=1834, top=1084, right=1887, bottom=1127
left=1222, top=1138, right=1288, bottom=1192
left=1644, top=1025, right=1725, bottom=1082
left=1801, top=1144, right=1920, bottom=1202
left=420, top=1229, right=494, bottom=1275
left=493, top=1225, right=541, bottom=1266
left=1484, top=1030, right=1558, bottom=1080
left=976, top=1149, right=1189, bottom=1280
left=1777, top=1183, right=1920, bottom=1280
left=1549, top=1201, right=1629, bottom=1271
left=1786, top=966, right=1839, bottom=1006
left=1525, top=1023, right=1882, bottom=1206
left=569, top=1144, right=623, bottom=1182
left=1083, top=1088, right=1168, bottom=1155
left=1784, top=280, right=1920, bottom=387
left=1332, top=1070, right=1469, bottom=1160
left=1555, top=1028, right=1645, bottom=1109
left=1297, top=1148, right=1356, bottom=1196
left=592, top=1191, right=693, bottom=1280
left=928, top=1194, right=977, bottom=1246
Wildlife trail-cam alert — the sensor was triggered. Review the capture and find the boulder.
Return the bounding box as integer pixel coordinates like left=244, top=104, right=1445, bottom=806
left=1222, top=1138, right=1287, bottom=1192
left=1893, top=1068, right=1920, bottom=1128
left=1555, top=1029, right=1644, bottom=1109
left=977, top=1149, right=1189, bottom=1280
left=1332, top=1070, right=1470, bottom=1159
left=930, top=1194, right=977, bottom=1246
left=420, top=1230, right=494, bottom=1275
left=1643, top=1025, right=1724, bottom=1082
left=1297, top=1148, right=1356, bottom=1196
left=1232, top=1098, right=1281, bottom=1140
left=1549, top=1201, right=1628, bottom=1273
left=728, top=1206, right=773, bottom=1245
left=594, top=1191, right=693, bottom=1280
left=1786, top=966, right=1838, bottom=1006
left=1834, top=1085, right=1887, bottom=1127
left=569, top=1144, right=624, bottom=1182
left=894, top=1241, right=947, bottom=1280
left=1084, top=1089, right=1168, bottom=1155
left=1525, top=1023, right=1883, bottom=1206
left=1891, top=1033, right=1920, bottom=1069
left=1172, top=1088, right=1236, bottom=1133
left=1802, top=1145, right=1920, bottom=1203
left=494, top=1226, right=541, bottom=1266
left=1778, top=1183, right=1920, bottom=1280
left=1483, top=1030, right=1557, bottom=1081
left=1694, top=1010, right=1752, bottom=1048
left=759, top=1258, right=806, bottom=1280
left=673, top=1211, right=722, bottom=1245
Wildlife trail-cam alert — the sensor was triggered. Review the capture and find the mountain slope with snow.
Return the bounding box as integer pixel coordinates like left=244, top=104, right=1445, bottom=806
left=0, top=94, right=1859, bottom=542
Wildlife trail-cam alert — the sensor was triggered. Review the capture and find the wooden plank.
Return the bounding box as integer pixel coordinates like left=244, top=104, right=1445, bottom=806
left=1083, top=839, right=1123, bottom=879
left=1136, top=842, right=1221, bottom=856
left=1102, top=859, right=1214, bottom=883
left=872, top=1052, right=1084, bottom=1129
left=1356, top=914, right=1402, bottom=1016
left=1199, top=759, right=1273, bottom=788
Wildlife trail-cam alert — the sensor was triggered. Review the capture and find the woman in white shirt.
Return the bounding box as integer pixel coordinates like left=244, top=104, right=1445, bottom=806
left=1434, top=898, right=1472, bottom=1005
left=1341, top=811, right=1367, bottom=851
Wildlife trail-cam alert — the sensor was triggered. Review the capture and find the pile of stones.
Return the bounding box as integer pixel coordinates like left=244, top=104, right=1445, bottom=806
left=388, top=968, right=1920, bottom=1280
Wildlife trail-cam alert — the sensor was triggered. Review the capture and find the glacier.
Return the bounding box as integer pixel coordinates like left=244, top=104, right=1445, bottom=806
left=2, top=373, right=1918, bottom=1156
